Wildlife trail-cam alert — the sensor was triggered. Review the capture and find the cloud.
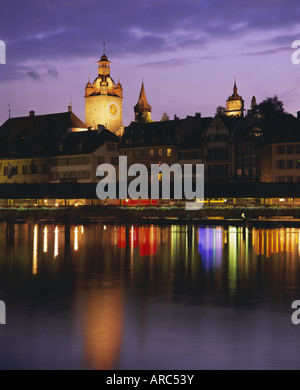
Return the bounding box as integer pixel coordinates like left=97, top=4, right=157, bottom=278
left=0, top=0, right=300, bottom=66
left=27, top=70, right=41, bottom=81
left=242, top=46, right=291, bottom=57
left=136, top=58, right=186, bottom=68
left=47, top=67, right=59, bottom=77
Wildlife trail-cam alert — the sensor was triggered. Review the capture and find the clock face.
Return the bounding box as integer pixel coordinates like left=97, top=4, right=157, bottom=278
left=109, top=103, right=118, bottom=117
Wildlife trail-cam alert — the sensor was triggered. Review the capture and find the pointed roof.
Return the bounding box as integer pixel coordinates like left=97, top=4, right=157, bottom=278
left=134, top=81, right=152, bottom=111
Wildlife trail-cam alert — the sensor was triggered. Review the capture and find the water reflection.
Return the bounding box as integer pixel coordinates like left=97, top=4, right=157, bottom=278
left=1, top=223, right=300, bottom=369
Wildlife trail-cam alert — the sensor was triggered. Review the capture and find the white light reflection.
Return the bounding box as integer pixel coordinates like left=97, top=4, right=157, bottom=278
left=32, top=224, right=38, bottom=275
left=43, top=226, right=48, bottom=253
left=54, top=226, right=59, bottom=257
left=74, top=226, right=78, bottom=251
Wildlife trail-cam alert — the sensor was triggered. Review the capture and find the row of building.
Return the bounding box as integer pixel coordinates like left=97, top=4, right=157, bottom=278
left=1, top=49, right=300, bottom=188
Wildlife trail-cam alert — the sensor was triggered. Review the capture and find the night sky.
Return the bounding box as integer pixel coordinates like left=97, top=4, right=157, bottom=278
left=0, top=0, right=300, bottom=127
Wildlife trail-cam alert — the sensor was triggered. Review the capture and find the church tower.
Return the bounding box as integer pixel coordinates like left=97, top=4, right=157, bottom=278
left=134, top=81, right=152, bottom=122
left=85, top=45, right=123, bottom=136
left=225, top=79, right=244, bottom=117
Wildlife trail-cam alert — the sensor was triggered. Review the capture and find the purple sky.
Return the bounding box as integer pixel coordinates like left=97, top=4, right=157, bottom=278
left=0, top=0, right=300, bottom=127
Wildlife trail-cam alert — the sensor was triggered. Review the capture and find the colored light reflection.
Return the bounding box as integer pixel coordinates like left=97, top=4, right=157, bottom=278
left=116, top=226, right=157, bottom=256
left=198, top=227, right=223, bottom=269
left=252, top=228, right=299, bottom=258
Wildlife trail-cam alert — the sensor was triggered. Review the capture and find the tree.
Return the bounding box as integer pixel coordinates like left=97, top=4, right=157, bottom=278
left=161, top=113, right=170, bottom=121
left=216, top=106, right=226, bottom=116
left=257, top=95, right=285, bottom=118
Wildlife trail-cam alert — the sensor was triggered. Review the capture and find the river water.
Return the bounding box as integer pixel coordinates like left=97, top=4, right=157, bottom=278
left=0, top=222, right=300, bottom=370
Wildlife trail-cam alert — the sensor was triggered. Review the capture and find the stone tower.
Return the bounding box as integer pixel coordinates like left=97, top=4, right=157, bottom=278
left=225, top=79, right=244, bottom=117
left=134, top=81, right=152, bottom=122
left=85, top=46, right=123, bottom=136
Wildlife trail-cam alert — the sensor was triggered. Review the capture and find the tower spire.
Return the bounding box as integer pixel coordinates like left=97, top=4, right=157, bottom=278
left=103, top=41, right=105, bottom=55
left=134, top=80, right=152, bottom=122
left=233, top=76, right=237, bottom=96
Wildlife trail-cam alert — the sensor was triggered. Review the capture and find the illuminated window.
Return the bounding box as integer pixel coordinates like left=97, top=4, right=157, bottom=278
left=167, top=148, right=172, bottom=157
left=158, top=149, right=163, bottom=156
left=150, top=149, right=154, bottom=156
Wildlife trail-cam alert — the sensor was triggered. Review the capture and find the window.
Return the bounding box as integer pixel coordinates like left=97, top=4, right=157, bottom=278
left=167, top=148, right=172, bottom=157
left=150, top=149, right=154, bottom=157
left=97, top=156, right=105, bottom=164
left=111, top=156, right=119, bottom=165
left=277, top=145, right=284, bottom=155
left=30, top=164, right=37, bottom=174
left=277, top=176, right=285, bottom=182
left=296, top=160, right=300, bottom=169
left=107, top=143, right=115, bottom=151
left=287, top=160, right=293, bottom=169
left=4, top=167, right=8, bottom=176
left=23, top=166, right=28, bottom=175
left=277, top=160, right=284, bottom=169
left=158, top=149, right=163, bottom=156
left=296, top=145, right=300, bottom=154
left=287, top=145, right=293, bottom=154
left=42, top=164, right=48, bottom=174
left=288, top=176, right=293, bottom=182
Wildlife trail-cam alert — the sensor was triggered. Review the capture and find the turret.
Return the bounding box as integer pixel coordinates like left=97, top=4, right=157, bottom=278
left=134, top=81, right=152, bottom=122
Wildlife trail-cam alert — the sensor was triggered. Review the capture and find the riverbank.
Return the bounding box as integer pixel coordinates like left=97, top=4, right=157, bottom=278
left=1, top=205, right=300, bottom=227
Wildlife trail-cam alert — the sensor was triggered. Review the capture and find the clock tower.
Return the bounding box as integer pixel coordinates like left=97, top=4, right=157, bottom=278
left=85, top=47, right=123, bottom=136
left=225, top=78, right=244, bottom=117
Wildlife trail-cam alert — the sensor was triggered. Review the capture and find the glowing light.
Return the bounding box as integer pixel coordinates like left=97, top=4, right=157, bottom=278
left=54, top=226, right=59, bottom=257
left=32, top=224, right=38, bottom=275
left=43, top=226, right=48, bottom=253
left=74, top=226, right=78, bottom=251
left=104, top=225, right=107, bottom=230
left=81, top=225, right=84, bottom=234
